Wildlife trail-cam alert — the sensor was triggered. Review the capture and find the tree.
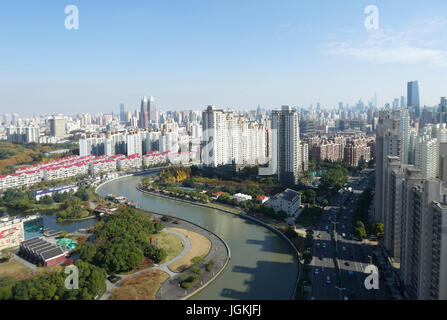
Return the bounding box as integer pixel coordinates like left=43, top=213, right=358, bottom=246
left=78, top=242, right=96, bottom=262
left=60, top=231, right=68, bottom=238
left=355, top=221, right=367, bottom=239
left=372, top=222, right=384, bottom=240
left=303, top=250, right=313, bottom=265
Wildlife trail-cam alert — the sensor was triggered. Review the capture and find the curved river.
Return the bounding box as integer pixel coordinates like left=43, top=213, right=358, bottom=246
left=97, top=175, right=299, bottom=300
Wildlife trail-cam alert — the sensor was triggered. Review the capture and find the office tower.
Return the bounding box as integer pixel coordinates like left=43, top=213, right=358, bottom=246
left=415, top=135, right=439, bottom=179
left=140, top=96, right=149, bottom=129
left=148, top=96, right=157, bottom=123
left=375, top=111, right=401, bottom=222
left=408, top=81, right=420, bottom=118
left=272, top=105, right=302, bottom=185
left=401, top=96, right=406, bottom=108
left=120, top=103, right=125, bottom=122
left=50, top=116, right=65, bottom=137
left=399, top=109, right=411, bottom=164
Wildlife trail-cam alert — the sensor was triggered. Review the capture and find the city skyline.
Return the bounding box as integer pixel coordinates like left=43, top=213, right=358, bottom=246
left=1, top=0, right=446, bottom=116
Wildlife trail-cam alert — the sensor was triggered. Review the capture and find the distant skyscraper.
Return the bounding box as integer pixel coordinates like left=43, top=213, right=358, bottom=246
left=148, top=96, right=157, bottom=123
left=400, top=96, right=406, bottom=108
left=407, top=81, right=420, bottom=117
left=120, top=103, right=125, bottom=122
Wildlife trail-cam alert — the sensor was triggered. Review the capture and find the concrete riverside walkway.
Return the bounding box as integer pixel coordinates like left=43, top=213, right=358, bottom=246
left=155, top=213, right=229, bottom=300
left=153, top=229, right=191, bottom=277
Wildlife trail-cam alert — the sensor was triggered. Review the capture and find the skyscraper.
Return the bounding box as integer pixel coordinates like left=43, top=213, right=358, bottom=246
left=148, top=96, right=157, bottom=123
left=272, top=105, right=302, bottom=186
left=120, top=103, right=125, bottom=122
left=408, top=81, right=420, bottom=117
left=375, top=111, right=401, bottom=222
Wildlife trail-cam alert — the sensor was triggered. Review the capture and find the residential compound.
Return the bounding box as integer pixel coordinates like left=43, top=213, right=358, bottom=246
left=308, top=135, right=374, bottom=167
left=377, top=104, right=447, bottom=299
left=0, top=150, right=192, bottom=191
left=202, top=105, right=271, bottom=169
left=202, top=105, right=309, bottom=185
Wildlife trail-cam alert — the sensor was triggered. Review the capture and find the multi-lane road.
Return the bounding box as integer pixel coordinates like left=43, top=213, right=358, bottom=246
left=309, top=168, right=391, bottom=300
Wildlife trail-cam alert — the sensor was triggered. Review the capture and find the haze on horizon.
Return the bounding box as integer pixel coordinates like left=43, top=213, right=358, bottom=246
left=1, top=0, right=446, bottom=116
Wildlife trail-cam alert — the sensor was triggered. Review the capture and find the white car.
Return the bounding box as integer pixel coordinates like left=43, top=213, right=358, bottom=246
left=322, top=243, right=327, bottom=248
left=342, top=233, right=346, bottom=238
left=314, top=268, right=319, bottom=275
left=316, top=242, right=320, bottom=247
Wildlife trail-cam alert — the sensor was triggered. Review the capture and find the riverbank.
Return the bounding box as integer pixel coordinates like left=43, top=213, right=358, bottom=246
left=153, top=215, right=230, bottom=300
left=137, top=183, right=300, bottom=299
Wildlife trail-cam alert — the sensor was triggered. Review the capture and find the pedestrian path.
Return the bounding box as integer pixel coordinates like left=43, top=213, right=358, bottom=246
left=153, top=229, right=191, bottom=277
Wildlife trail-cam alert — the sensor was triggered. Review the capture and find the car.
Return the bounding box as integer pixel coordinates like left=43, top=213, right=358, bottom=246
left=316, top=242, right=320, bottom=247
left=344, top=296, right=349, bottom=300
left=322, top=243, right=326, bottom=248
left=344, top=261, right=350, bottom=266
left=310, top=297, right=316, bottom=300
left=342, top=225, right=345, bottom=229
left=325, top=225, right=329, bottom=230
left=348, top=270, right=354, bottom=277
left=342, top=233, right=346, bottom=238
left=314, top=268, right=319, bottom=275
left=326, top=275, right=331, bottom=284
left=321, top=266, right=325, bottom=272
left=342, top=246, right=347, bottom=251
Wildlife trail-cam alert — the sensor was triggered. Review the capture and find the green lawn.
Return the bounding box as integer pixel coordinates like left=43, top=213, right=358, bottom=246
left=151, top=230, right=185, bottom=264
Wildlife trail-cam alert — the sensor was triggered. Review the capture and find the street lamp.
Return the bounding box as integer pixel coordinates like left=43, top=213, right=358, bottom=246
left=335, top=286, right=347, bottom=300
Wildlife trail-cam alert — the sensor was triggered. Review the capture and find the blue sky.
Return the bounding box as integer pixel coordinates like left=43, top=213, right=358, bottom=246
left=1, top=0, right=446, bottom=116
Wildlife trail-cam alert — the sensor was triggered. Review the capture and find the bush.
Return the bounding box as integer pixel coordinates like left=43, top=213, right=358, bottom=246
left=206, top=260, right=215, bottom=272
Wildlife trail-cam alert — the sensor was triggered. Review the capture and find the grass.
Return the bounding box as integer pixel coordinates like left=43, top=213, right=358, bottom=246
left=168, top=228, right=211, bottom=272
left=110, top=269, right=169, bottom=300
left=151, top=229, right=185, bottom=263
left=0, top=258, right=32, bottom=280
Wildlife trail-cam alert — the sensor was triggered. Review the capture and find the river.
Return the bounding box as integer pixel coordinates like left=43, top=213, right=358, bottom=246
left=97, top=174, right=299, bottom=300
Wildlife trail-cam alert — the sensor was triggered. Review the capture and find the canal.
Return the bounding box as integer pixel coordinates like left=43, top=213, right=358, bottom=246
left=97, top=174, right=299, bottom=300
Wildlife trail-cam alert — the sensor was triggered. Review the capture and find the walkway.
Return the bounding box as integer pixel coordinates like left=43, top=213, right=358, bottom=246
left=153, top=229, right=191, bottom=277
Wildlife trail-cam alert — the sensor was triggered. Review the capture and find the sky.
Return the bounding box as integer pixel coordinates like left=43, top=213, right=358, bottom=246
left=0, top=0, right=446, bottom=116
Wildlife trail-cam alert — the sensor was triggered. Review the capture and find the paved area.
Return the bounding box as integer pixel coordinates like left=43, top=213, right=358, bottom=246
left=153, top=229, right=191, bottom=277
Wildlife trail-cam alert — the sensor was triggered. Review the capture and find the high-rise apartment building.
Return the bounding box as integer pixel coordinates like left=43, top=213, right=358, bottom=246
left=375, top=111, right=401, bottom=222
left=50, top=117, right=65, bottom=137
left=202, top=106, right=269, bottom=169
left=272, top=105, right=302, bottom=185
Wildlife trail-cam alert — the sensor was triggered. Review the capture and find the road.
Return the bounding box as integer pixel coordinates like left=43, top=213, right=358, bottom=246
left=309, top=168, right=391, bottom=300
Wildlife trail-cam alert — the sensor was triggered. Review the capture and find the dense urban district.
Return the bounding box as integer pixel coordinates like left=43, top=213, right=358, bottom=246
left=0, top=80, right=446, bottom=300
